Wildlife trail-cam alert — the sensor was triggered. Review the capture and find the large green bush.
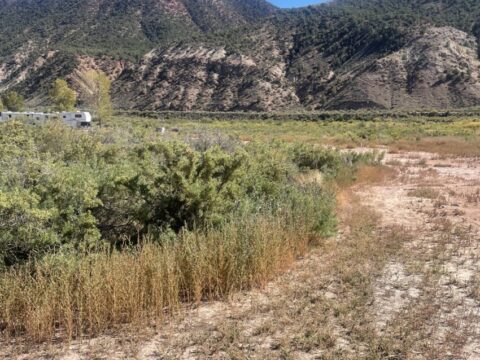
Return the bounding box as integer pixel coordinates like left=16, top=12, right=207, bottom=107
left=0, top=119, right=376, bottom=269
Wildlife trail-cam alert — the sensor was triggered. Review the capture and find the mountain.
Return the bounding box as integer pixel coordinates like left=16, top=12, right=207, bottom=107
left=0, top=0, right=276, bottom=58
left=1, top=0, right=480, bottom=111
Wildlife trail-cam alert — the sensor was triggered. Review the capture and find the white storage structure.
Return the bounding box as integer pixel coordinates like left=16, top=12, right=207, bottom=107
left=0, top=111, right=92, bottom=128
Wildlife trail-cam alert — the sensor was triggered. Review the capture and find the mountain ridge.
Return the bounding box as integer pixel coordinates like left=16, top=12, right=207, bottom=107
left=1, top=0, right=480, bottom=111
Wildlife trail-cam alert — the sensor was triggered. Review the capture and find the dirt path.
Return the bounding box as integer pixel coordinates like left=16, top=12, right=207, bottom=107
left=2, top=150, right=480, bottom=359
left=359, top=151, right=480, bottom=359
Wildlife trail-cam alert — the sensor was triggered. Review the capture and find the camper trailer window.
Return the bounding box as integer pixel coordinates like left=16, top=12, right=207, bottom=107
left=75, top=114, right=82, bottom=118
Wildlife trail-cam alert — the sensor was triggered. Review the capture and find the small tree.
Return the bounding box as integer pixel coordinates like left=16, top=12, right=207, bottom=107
left=49, top=79, right=77, bottom=111
left=79, top=70, right=113, bottom=123
left=2, top=91, right=25, bottom=111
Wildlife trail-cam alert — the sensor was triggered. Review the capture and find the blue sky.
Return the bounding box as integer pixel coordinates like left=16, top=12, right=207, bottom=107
left=268, top=0, right=326, bottom=8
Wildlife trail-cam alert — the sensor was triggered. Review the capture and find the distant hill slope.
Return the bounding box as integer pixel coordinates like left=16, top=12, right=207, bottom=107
left=2, top=0, right=480, bottom=111
left=0, top=0, right=276, bottom=57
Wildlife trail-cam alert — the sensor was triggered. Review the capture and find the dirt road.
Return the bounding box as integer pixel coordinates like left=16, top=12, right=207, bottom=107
left=3, top=150, right=480, bottom=359
left=359, top=151, right=480, bottom=359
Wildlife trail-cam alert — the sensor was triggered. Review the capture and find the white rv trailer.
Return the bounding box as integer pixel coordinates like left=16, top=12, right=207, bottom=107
left=0, top=111, right=92, bottom=128
left=58, top=112, right=92, bottom=128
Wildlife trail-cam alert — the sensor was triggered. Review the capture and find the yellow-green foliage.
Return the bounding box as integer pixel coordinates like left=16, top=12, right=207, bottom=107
left=1, top=91, right=24, bottom=111
left=79, top=70, right=113, bottom=121
left=49, top=79, right=77, bottom=111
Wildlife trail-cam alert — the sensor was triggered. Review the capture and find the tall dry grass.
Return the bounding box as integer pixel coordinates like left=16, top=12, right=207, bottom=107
left=0, top=196, right=324, bottom=342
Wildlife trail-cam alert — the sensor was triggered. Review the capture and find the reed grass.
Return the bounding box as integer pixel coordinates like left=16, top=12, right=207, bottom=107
left=0, top=187, right=329, bottom=342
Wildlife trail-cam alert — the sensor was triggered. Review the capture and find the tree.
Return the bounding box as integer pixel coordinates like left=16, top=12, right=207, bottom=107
left=49, top=79, right=77, bottom=111
left=79, top=70, right=113, bottom=122
left=2, top=91, right=25, bottom=111
left=0, top=97, right=3, bottom=112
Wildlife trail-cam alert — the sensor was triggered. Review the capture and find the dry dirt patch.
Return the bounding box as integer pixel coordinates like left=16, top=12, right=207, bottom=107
left=362, top=150, right=480, bottom=359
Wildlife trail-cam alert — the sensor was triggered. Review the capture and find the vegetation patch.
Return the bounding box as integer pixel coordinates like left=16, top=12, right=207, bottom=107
left=0, top=119, right=379, bottom=341
left=407, top=187, right=441, bottom=200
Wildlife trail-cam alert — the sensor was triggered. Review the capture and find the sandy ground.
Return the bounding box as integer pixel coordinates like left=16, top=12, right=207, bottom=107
left=1, top=149, right=480, bottom=359
left=360, top=151, right=480, bottom=359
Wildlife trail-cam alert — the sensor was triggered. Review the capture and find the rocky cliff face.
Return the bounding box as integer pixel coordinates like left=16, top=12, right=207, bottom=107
left=2, top=0, right=480, bottom=111
left=113, top=26, right=480, bottom=111
left=328, top=27, right=480, bottom=110
left=112, top=33, right=299, bottom=111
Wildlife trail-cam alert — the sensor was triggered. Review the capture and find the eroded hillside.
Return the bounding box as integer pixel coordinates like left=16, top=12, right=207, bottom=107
left=2, top=0, right=480, bottom=110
